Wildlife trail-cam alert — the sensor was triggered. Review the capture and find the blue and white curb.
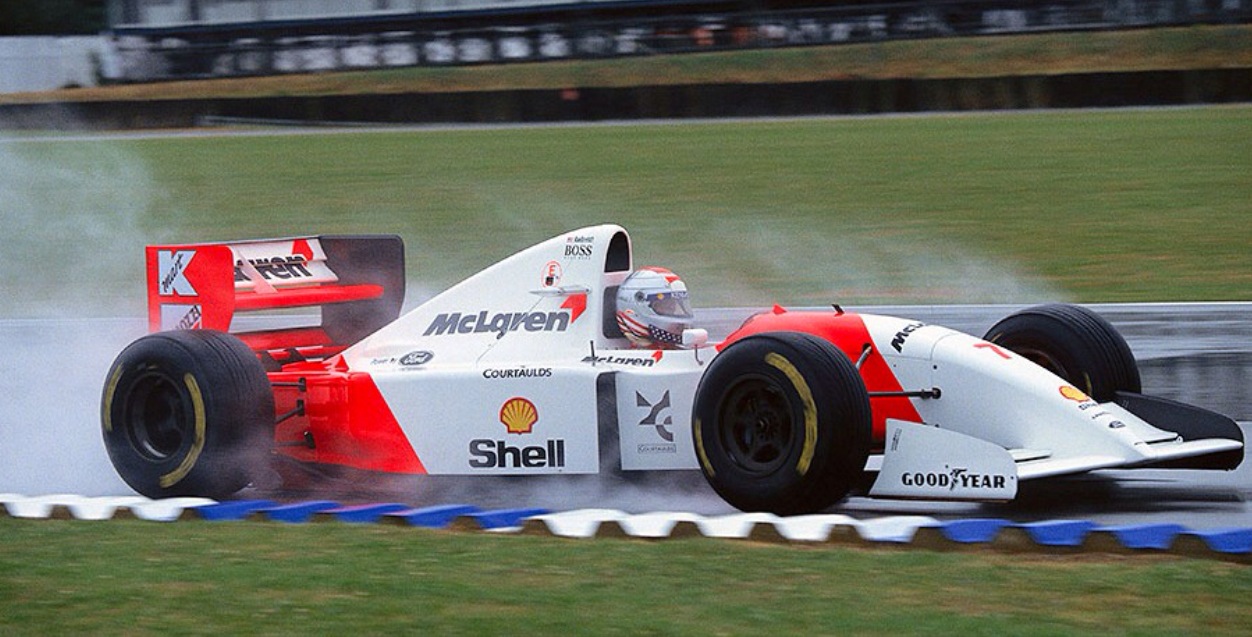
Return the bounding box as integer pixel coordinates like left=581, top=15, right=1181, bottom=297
left=1, top=494, right=215, bottom=522
left=3, top=494, right=1250, bottom=559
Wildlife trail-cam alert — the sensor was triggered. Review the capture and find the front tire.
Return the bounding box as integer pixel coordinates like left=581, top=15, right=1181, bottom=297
left=101, top=330, right=274, bottom=499
left=693, top=332, right=872, bottom=515
left=983, top=303, right=1140, bottom=401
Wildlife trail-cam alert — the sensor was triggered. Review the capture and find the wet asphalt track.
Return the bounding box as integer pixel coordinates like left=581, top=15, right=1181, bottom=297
left=1, top=304, right=1248, bottom=528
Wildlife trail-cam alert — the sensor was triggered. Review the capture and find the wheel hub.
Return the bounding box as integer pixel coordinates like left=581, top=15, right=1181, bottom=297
left=124, top=371, right=189, bottom=461
left=721, top=377, right=794, bottom=476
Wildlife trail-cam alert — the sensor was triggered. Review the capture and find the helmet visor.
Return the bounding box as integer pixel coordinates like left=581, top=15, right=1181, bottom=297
left=647, top=291, right=692, bottom=319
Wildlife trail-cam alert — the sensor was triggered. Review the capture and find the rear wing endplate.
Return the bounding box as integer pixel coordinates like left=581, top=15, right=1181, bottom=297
left=146, top=235, right=404, bottom=362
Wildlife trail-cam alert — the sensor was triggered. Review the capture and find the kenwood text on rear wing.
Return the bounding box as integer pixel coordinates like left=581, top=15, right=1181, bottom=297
left=146, top=235, right=404, bottom=366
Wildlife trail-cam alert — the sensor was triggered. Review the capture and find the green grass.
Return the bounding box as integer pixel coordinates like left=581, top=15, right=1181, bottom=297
left=2, top=518, right=1252, bottom=635
left=3, top=106, right=1249, bottom=317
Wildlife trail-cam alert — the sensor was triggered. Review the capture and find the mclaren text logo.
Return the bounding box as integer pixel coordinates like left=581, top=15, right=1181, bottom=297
left=890, top=322, right=925, bottom=353
left=425, top=310, right=574, bottom=340
left=581, top=354, right=656, bottom=367
left=900, top=467, right=1008, bottom=491
left=158, top=250, right=197, bottom=296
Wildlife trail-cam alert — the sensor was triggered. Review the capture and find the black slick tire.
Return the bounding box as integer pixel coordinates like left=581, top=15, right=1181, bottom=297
left=983, top=303, right=1141, bottom=401
left=101, top=330, right=274, bottom=499
left=692, top=332, right=872, bottom=515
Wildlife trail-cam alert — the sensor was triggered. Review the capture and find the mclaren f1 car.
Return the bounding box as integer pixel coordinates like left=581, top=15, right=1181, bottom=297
left=101, top=225, right=1244, bottom=514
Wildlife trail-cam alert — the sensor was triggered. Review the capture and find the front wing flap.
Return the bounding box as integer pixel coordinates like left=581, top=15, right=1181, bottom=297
left=867, top=418, right=1244, bottom=502
left=868, top=420, right=1018, bottom=501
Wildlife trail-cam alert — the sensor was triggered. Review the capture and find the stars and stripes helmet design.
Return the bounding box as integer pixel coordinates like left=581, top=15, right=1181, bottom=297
left=615, top=266, right=694, bottom=349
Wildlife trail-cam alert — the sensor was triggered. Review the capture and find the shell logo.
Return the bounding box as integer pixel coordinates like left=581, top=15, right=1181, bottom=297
left=500, top=397, right=539, bottom=434
left=1058, top=385, right=1091, bottom=403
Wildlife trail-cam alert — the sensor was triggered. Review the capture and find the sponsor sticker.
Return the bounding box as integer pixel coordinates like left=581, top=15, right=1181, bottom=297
left=157, top=250, right=197, bottom=297
left=563, top=235, right=595, bottom=260
left=369, top=351, right=434, bottom=368
left=160, top=303, right=202, bottom=330
left=400, top=351, right=433, bottom=366
left=636, top=391, right=674, bottom=443
left=900, top=466, right=1009, bottom=491
left=468, top=397, right=567, bottom=468
left=468, top=438, right=566, bottom=469
left=483, top=367, right=552, bottom=380
left=1059, top=385, right=1122, bottom=426
left=1058, top=385, right=1091, bottom=403
left=233, top=255, right=314, bottom=283
left=230, top=239, right=338, bottom=290
left=541, top=260, right=563, bottom=288
left=499, top=397, right=538, bottom=434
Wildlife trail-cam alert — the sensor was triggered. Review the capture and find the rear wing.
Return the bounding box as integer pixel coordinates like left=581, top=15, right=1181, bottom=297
left=146, top=235, right=404, bottom=364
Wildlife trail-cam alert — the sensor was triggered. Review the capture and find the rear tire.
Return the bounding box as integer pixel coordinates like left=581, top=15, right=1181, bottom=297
left=693, top=332, right=872, bottom=515
left=101, top=330, right=274, bottom=499
left=983, top=304, right=1140, bottom=401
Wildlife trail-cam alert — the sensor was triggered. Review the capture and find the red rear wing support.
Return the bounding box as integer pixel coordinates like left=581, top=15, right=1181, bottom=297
left=146, top=235, right=405, bottom=356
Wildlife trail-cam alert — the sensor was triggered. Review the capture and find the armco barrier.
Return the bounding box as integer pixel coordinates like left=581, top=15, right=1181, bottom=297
left=3, top=494, right=1251, bottom=561
left=1, top=68, right=1249, bottom=130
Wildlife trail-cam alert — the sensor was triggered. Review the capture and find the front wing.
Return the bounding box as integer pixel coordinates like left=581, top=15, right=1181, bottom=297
left=868, top=419, right=1243, bottom=501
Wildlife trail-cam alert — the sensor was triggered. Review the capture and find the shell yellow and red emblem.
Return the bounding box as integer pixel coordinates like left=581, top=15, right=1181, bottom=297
left=499, top=397, right=538, bottom=434
left=1058, top=385, right=1091, bottom=403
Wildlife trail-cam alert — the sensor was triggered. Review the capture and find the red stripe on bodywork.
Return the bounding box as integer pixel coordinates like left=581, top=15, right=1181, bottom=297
left=270, top=369, right=426, bottom=474
left=721, top=309, right=923, bottom=443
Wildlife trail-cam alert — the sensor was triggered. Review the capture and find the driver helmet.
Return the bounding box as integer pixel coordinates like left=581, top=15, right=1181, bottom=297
left=615, top=266, right=694, bottom=348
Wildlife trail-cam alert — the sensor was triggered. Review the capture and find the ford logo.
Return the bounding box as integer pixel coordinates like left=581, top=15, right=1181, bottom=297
left=400, top=351, right=434, bottom=366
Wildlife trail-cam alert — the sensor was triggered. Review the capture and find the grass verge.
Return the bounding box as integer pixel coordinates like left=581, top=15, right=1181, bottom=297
left=2, top=518, right=1251, bottom=634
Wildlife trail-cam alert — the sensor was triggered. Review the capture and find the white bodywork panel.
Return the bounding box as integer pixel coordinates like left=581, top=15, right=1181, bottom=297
left=318, top=224, right=1239, bottom=495
left=343, top=225, right=710, bottom=476
left=611, top=351, right=704, bottom=471
left=869, top=420, right=1018, bottom=500
left=859, top=314, right=1241, bottom=498
left=368, top=367, right=601, bottom=474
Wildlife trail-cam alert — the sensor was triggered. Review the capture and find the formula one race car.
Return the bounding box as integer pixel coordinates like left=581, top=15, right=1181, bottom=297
left=101, top=225, right=1244, bottom=514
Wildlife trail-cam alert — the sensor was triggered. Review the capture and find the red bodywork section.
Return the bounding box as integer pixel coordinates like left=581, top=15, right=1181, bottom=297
left=270, top=360, right=426, bottom=474
left=721, top=307, right=923, bottom=443
left=145, top=235, right=418, bottom=473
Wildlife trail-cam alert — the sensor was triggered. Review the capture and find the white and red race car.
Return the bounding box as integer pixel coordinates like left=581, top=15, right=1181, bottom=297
left=102, top=225, right=1244, bottom=514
